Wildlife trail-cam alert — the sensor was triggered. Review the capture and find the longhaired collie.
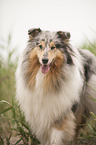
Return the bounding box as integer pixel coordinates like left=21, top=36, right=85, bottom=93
left=16, top=28, right=96, bottom=145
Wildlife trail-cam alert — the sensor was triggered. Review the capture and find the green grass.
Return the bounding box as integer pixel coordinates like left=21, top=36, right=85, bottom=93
left=81, top=40, right=96, bottom=55
left=0, top=34, right=96, bottom=144
left=0, top=34, right=40, bottom=145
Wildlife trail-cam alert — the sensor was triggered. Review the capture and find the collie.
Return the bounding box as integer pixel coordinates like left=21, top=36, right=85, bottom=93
left=16, top=28, right=96, bottom=145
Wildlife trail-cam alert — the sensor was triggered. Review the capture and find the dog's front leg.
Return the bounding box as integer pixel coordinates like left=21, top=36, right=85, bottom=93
left=50, top=111, right=76, bottom=145
left=50, top=127, right=63, bottom=145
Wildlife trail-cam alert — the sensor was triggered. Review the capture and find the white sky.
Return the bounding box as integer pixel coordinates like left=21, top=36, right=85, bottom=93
left=0, top=0, right=96, bottom=53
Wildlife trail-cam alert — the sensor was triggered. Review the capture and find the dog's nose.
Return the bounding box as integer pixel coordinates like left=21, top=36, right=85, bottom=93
left=42, top=58, right=49, bottom=64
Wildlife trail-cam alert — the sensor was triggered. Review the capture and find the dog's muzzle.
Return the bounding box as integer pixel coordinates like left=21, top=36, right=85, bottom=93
left=41, top=57, right=50, bottom=74
left=42, top=57, right=49, bottom=65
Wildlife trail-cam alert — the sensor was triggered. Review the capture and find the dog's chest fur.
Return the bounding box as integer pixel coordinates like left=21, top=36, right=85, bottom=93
left=20, top=66, right=83, bottom=137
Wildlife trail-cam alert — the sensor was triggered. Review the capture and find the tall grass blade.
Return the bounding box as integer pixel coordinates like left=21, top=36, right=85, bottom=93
left=0, top=106, right=13, bottom=114
left=15, top=138, right=22, bottom=145
left=0, top=100, right=12, bottom=106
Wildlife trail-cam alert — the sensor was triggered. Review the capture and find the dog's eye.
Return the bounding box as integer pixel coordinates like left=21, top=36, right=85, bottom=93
left=51, top=46, right=55, bottom=50
left=39, top=45, right=43, bottom=49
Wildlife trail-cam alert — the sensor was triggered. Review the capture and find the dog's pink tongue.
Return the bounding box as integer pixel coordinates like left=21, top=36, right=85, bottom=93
left=42, top=65, right=50, bottom=74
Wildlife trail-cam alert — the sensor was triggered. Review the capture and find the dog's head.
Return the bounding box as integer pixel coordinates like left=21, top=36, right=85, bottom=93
left=28, top=28, right=72, bottom=73
left=23, top=28, right=74, bottom=89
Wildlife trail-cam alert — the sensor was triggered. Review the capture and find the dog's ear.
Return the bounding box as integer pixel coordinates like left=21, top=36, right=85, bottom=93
left=28, top=28, right=41, bottom=39
left=57, top=31, right=71, bottom=40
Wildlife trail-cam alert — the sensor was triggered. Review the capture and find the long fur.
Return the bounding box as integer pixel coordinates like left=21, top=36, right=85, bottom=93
left=16, top=28, right=96, bottom=145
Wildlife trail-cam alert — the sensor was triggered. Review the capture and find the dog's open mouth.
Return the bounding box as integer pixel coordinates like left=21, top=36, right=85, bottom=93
left=41, top=64, right=50, bottom=74
left=41, top=63, right=52, bottom=74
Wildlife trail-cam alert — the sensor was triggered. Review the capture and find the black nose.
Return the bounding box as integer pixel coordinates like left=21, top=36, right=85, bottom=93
left=42, top=58, right=48, bottom=64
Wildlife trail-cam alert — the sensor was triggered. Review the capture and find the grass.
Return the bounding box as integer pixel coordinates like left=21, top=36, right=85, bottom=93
left=0, top=99, right=40, bottom=145
left=81, top=40, right=96, bottom=56
left=0, top=34, right=96, bottom=144
left=0, top=34, right=40, bottom=145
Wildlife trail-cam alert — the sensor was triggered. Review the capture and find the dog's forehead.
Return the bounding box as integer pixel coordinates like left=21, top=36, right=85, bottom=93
left=37, top=31, right=57, bottom=42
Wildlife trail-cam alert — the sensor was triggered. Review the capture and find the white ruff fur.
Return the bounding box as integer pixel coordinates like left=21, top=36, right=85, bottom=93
left=16, top=49, right=83, bottom=144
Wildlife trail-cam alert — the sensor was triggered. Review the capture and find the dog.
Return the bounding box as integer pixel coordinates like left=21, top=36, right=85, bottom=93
left=16, top=28, right=96, bottom=145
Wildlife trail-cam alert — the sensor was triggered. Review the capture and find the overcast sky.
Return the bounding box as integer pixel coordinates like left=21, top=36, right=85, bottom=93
left=0, top=0, right=96, bottom=53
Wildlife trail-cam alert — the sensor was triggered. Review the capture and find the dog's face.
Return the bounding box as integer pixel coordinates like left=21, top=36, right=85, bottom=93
left=23, top=28, right=74, bottom=89
left=28, top=28, right=72, bottom=73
